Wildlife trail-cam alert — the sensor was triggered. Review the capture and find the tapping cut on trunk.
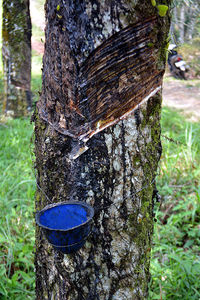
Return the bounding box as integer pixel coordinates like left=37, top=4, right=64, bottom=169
left=38, top=16, right=163, bottom=142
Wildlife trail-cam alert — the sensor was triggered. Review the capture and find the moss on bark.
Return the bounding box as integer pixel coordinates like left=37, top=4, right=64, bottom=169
left=2, top=0, right=32, bottom=117
left=34, top=0, right=172, bottom=299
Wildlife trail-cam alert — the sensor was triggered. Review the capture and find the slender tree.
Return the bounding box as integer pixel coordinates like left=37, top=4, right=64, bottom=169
left=34, top=0, right=171, bottom=299
left=171, top=0, right=200, bottom=43
left=179, top=4, right=185, bottom=43
left=2, top=0, right=32, bottom=117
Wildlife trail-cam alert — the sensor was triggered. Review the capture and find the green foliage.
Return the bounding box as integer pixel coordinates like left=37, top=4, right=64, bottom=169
left=0, top=2, right=41, bottom=295
left=151, top=0, right=157, bottom=7
left=157, top=5, right=169, bottom=17
left=149, top=107, right=200, bottom=299
left=0, top=1, right=42, bottom=295
left=0, top=119, right=35, bottom=299
left=0, top=0, right=3, bottom=106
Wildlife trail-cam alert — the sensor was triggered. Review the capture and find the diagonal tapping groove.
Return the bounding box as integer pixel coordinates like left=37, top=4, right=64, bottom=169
left=38, top=16, right=163, bottom=142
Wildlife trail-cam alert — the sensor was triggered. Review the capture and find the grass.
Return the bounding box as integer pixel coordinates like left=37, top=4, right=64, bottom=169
left=149, top=107, right=200, bottom=299
left=0, top=108, right=200, bottom=299
left=0, top=119, right=35, bottom=299
left=0, top=1, right=42, bottom=296
left=0, top=0, right=3, bottom=104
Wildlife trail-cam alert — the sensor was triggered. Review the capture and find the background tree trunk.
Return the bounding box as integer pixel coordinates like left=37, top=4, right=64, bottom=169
left=186, top=5, right=199, bottom=41
left=2, top=0, right=32, bottom=117
left=34, top=0, right=171, bottom=299
left=170, top=5, right=177, bottom=43
left=179, top=4, right=185, bottom=44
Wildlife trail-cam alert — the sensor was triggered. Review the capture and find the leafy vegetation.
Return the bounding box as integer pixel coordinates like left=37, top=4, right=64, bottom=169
left=0, top=119, right=35, bottom=299
left=0, top=103, right=200, bottom=299
left=0, top=2, right=42, bottom=297
left=149, top=107, right=200, bottom=299
left=0, top=0, right=3, bottom=105
left=157, top=5, right=169, bottom=17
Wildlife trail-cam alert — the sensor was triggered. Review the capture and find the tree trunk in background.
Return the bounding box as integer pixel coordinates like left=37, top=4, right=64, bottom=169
left=173, top=5, right=178, bottom=25
left=186, top=17, right=196, bottom=42
left=34, top=0, right=171, bottom=299
left=2, top=0, right=32, bottom=117
left=170, top=5, right=177, bottom=43
left=179, top=4, right=185, bottom=44
left=186, top=6, right=199, bottom=41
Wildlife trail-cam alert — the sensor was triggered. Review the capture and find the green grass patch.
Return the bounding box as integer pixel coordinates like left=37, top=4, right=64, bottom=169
left=1, top=108, right=199, bottom=299
left=0, top=119, right=35, bottom=299
left=0, top=0, right=3, bottom=105
left=149, top=107, right=200, bottom=299
left=0, top=2, right=40, bottom=298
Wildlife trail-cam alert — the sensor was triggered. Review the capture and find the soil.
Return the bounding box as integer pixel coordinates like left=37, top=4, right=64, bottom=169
left=163, top=74, right=200, bottom=122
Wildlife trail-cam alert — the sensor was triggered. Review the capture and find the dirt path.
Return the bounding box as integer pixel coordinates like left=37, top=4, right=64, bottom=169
left=163, top=76, right=200, bottom=122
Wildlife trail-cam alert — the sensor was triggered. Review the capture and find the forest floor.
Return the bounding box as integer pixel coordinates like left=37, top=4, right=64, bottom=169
left=163, top=75, right=200, bottom=122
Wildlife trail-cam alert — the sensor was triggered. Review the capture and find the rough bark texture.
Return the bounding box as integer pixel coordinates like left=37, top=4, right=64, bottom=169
left=34, top=1, right=171, bottom=299
left=37, top=15, right=163, bottom=142
left=2, top=0, right=32, bottom=117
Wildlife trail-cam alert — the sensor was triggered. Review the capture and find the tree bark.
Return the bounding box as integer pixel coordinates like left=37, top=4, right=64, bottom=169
left=179, top=4, right=185, bottom=44
left=34, top=0, right=171, bottom=299
left=2, top=0, right=32, bottom=117
left=186, top=5, right=199, bottom=41
left=170, top=5, right=178, bottom=43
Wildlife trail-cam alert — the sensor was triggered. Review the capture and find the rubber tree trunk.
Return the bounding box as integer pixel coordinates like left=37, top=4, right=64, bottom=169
left=2, top=0, right=32, bottom=117
left=34, top=1, right=171, bottom=299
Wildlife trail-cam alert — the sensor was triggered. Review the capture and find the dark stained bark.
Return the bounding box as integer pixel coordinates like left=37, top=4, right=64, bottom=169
left=2, top=0, right=32, bottom=117
left=34, top=0, right=171, bottom=299
left=38, top=15, right=163, bottom=141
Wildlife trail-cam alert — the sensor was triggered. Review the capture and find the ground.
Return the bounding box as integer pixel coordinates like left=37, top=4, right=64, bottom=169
left=163, top=74, right=200, bottom=122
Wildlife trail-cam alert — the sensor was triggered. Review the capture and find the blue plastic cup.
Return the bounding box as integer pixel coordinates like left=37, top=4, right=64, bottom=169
left=35, top=201, right=94, bottom=254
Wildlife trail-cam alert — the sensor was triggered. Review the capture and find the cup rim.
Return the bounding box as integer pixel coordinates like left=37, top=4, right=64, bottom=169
left=35, top=200, right=94, bottom=232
